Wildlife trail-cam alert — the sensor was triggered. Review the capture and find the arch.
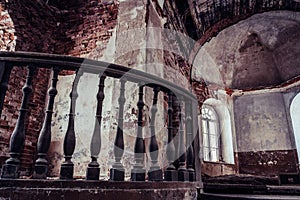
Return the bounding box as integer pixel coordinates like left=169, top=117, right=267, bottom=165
left=201, top=98, right=234, bottom=164
left=0, top=9, right=16, bottom=51
left=191, top=10, right=300, bottom=90
left=290, top=92, right=300, bottom=163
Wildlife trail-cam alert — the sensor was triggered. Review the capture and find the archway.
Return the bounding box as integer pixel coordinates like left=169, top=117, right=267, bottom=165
left=201, top=98, right=234, bottom=164
left=290, top=93, right=300, bottom=163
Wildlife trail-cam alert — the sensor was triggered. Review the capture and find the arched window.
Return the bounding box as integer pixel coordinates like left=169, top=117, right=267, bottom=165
left=200, top=98, right=234, bottom=164
left=290, top=93, right=300, bottom=163
left=201, top=105, right=221, bottom=162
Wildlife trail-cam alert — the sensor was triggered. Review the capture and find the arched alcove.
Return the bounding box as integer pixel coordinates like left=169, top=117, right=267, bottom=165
left=290, top=93, right=300, bottom=163
left=201, top=98, right=234, bottom=164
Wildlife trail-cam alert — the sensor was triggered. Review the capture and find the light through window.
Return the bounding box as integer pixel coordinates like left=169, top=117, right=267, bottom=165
left=201, top=105, right=221, bottom=162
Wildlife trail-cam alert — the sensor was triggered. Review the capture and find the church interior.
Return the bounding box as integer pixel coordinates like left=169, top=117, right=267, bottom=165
left=0, top=0, right=300, bottom=199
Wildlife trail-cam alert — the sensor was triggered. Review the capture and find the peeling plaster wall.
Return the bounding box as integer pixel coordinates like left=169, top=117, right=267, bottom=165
left=233, top=90, right=299, bottom=175
left=50, top=74, right=118, bottom=178
left=0, top=9, right=15, bottom=51
left=234, top=93, right=291, bottom=152
left=49, top=0, right=170, bottom=179
left=192, top=10, right=300, bottom=176
left=48, top=0, right=120, bottom=177
left=163, top=0, right=193, bottom=90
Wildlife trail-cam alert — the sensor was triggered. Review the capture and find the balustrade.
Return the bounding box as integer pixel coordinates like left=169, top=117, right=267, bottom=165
left=131, top=83, right=146, bottom=181
left=186, top=100, right=196, bottom=182
left=165, top=91, right=177, bottom=181
left=86, top=73, right=107, bottom=180
left=0, top=52, right=199, bottom=183
left=178, top=96, right=188, bottom=182
left=1, top=65, right=36, bottom=178
left=148, top=86, right=163, bottom=181
left=60, top=70, right=83, bottom=180
left=33, top=67, right=60, bottom=179
left=110, top=78, right=126, bottom=181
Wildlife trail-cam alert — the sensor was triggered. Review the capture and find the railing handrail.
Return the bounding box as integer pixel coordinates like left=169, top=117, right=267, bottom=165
left=0, top=51, right=200, bottom=182
left=0, top=51, right=197, bottom=101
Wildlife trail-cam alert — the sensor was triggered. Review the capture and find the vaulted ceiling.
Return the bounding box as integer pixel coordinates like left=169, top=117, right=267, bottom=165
left=192, top=11, right=300, bottom=90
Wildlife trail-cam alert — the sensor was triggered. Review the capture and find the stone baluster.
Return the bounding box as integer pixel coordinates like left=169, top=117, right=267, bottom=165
left=131, top=83, right=146, bottom=181
left=86, top=73, right=106, bottom=180
left=148, top=86, right=163, bottom=181
left=1, top=65, right=36, bottom=179
left=164, top=91, right=177, bottom=181
left=172, top=94, right=180, bottom=170
left=33, top=67, right=60, bottom=179
left=60, top=70, right=83, bottom=179
left=178, top=96, right=188, bottom=181
left=192, top=99, right=201, bottom=182
left=0, top=62, right=13, bottom=117
left=186, top=100, right=195, bottom=182
left=110, top=78, right=126, bottom=181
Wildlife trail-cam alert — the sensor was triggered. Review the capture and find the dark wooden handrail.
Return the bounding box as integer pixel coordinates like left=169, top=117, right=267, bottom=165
left=0, top=51, right=197, bottom=101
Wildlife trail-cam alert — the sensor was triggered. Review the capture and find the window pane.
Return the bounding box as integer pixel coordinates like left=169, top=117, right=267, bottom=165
left=202, top=107, right=209, bottom=118
left=210, top=135, right=218, bottom=148
left=209, top=121, right=217, bottom=136
left=202, top=120, right=208, bottom=134
left=203, top=133, right=209, bottom=147
left=203, top=147, right=210, bottom=161
left=201, top=105, right=221, bottom=162
left=210, top=148, right=218, bottom=162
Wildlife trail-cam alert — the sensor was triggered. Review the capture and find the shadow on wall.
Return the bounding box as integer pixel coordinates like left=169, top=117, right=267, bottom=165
left=5, top=0, right=78, bottom=54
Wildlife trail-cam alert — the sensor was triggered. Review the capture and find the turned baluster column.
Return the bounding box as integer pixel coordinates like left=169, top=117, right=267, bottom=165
left=131, top=83, right=146, bottom=181
left=186, top=100, right=195, bottom=182
left=148, top=86, right=163, bottom=181
left=164, top=91, right=177, bottom=181
left=60, top=70, right=83, bottom=179
left=178, top=96, right=188, bottom=181
left=172, top=94, right=180, bottom=170
left=33, top=67, right=60, bottom=179
left=0, top=62, right=13, bottom=117
left=192, top=99, right=201, bottom=182
left=110, top=78, right=126, bottom=181
left=86, top=73, right=106, bottom=180
left=1, top=65, right=36, bottom=179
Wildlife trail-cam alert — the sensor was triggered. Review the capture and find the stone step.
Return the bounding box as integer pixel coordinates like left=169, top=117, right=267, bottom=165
left=0, top=179, right=199, bottom=200
left=200, top=193, right=300, bottom=200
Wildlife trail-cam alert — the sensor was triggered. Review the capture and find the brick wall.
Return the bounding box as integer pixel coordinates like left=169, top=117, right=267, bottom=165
left=0, top=0, right=60, bottom=175
left=0, top=0, right=118, bottom=176
left=58, top=1, right=118, bottom=58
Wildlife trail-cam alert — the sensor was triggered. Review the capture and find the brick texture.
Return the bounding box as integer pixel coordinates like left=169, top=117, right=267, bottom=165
left=0, top=0, right=118, bottom=176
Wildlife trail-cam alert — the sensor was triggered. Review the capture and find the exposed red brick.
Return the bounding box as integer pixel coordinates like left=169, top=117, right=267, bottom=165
left=0, top=0, right=118, bottom=176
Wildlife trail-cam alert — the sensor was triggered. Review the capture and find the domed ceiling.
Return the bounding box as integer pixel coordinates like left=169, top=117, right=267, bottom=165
left=192, top=11, right=300, bottom=90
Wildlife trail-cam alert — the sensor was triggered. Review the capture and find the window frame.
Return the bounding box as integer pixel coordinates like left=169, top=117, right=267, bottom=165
left=201, top=104, right=223, bottom=162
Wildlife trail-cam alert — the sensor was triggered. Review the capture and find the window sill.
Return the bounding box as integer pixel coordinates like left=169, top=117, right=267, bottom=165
left=203, top=161, right=235, bottom=166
